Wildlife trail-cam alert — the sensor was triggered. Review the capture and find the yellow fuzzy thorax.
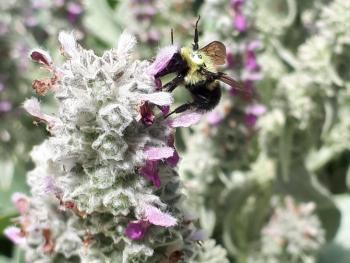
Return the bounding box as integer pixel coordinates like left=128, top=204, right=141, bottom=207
left=180, top=47, right=217, bottom=85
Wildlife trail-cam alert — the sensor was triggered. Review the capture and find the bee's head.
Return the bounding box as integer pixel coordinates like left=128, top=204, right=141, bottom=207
left=181, top=47, right=206, bottom=68
left=190, top=51, right=205, bottom=66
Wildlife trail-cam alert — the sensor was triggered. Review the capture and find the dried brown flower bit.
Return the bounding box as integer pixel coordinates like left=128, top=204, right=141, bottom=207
left=30, top=49, right=59, bottom=95
left=42, top=229, right=54, bottom=253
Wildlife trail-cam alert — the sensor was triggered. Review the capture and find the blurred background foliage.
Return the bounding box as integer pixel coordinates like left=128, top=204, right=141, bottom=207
left=1, top=0, right=350, bottom=262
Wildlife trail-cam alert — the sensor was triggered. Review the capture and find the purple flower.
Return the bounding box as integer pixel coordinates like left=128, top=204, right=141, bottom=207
left=4, top=227, right=26, bottom=245
left=32, top=0, right=50, bottom=9
left=158, top=105, right=170, bottom=115
left=66, top=2, right=83, bottom=23
left=226, top=51, right=235, bottom=68
left=11, top=192, right=29, bottom=215
left=206, top=110, right=224, bottom=126
left=166, top=135, right=180, bottom=167
left=243, top=71, right=262, bottom=82
left=0, top=101, right=12, bottom=113
left=245, top=48, right=259, bottom=72
left=154, top=78, right=162, bottom=90
left=25, top=16, right=38, bottom=27
left=140, top=160, right=161, bottom=187
left=67, top=2, right=82, bottom=15
left=30, top=49, right=52, bottom=66
left=125, top=220, right=150, bottom=240
left=144, top=146, right=174, bottom=160
left=244, top=113, right=258, bottom=127
left=247, top=40, right=262, bottom=51
left=167, top=111, right=202, bottom=128
left=134, top=6, right=157, bottom=21
left=166, top=150, right=180, bottom=168
left=148, top=45, right=178, bottom=77
left=139, top=102, right=155, bottom=126
left=246, top=104, right=266, bottom=116
left=244, top=104, right=266, bottom=127
left=144, top=204, right=177, bottom=227
left=230, top=0, right=245, bottom=9
left=147, top=30, right=161, bottom=43
left=234, top=12, right=247, bottom=33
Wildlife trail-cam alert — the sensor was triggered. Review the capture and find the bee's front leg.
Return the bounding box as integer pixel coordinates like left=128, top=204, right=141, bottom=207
left=162, top=74, right=185, bottom=92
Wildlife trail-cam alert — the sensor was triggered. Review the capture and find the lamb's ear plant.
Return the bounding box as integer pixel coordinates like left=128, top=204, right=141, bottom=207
left=179, top=0, right=346, bottom=262
left=0, top=0, right=85, bottom=223
left=4, top=31, right=228, bottom=263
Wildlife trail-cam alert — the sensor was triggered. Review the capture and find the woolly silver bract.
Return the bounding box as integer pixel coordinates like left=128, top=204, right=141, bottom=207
left=7, top=31, right=204, bottom=263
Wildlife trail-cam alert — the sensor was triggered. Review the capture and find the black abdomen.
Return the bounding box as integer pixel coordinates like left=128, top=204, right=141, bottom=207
left=186, top=80, right=221, bottom=112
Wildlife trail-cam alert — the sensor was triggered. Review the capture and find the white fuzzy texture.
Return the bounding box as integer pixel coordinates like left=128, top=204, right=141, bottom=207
left=58, top=31, right=78, bottom=58
left=117, top=30, right=137, bottom=57
left=15, top=32, right=198, bottom=263
left=137, top=92, right=174, bottom=106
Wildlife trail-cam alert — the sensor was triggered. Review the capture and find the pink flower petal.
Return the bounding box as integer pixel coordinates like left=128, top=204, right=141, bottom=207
left=30, top=48, right=52, bottom=66
left=144, top=146, right=174, bottom=160
left=206, top=110, right=224, bottom=126
left=4, top=227, right=26, bottom=245
left=245, top=49, right=259, bottom=71
left=144, top=205, right=177, bottom=227
left=245, top=104, right=266, bottom=116
left=0, top=101, right=12, bottom=113
left=23, top=98, right=60, bottom=128
left=248, top=40, right=262, bottom=51
left=140, top=160, right=161, bottom=187
left=234, top=13, right=247, bottom=32
left=148, top=45, right=179, bottom=76
left=168, top=111, right=202, bottom=127
left=124, top=220, right=150, bottom=240
left=11, top=192, right=29, bottom=215
left=67, top=2, right=82, bottom=15
left=138, top=92, right=173, bottom=106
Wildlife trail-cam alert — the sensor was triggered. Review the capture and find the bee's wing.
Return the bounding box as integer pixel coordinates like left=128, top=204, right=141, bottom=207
left=219, top=74, right=251, bottom=95
left=200, top=41, right=226, bottom=65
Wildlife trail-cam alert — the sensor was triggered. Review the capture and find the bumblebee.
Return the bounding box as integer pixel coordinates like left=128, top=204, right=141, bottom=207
left=155, top=17, right=245, bottom=118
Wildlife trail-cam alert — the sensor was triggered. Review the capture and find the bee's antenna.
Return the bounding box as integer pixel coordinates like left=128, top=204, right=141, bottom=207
left=171, top=28, right=174, bottom=45
left=193, top=16, right=200, bottom=50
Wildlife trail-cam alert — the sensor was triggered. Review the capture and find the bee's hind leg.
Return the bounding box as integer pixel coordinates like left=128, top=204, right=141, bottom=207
left=164, top=103, right=194, bottom=119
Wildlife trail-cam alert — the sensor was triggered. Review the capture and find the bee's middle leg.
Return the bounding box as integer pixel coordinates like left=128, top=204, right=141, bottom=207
left=164, top=103, right=194, bottom=119
left=162, top=74, right=184, bottom=92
